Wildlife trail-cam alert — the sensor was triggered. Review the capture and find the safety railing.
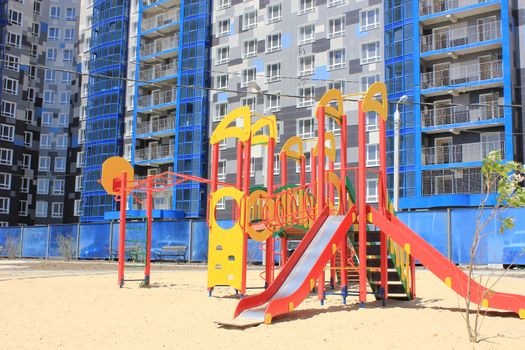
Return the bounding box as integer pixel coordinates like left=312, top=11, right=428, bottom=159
left=421, top=60, right=502, bottom=89
left=134, top=144, right=174, bottom=161
left=136, top=116, right=176, bottom=135
left=422, top=140, right=504, bottom=165
left=142, top=9, right=180, bottom=32
left=422, top=105, right=503, bottom=127
left=139, top=62, right=178, bottom=82
left=420, top=21, right=501, bottom=53
left=388, top=239, right=415, bottom=298
left=420, top=0, right=494, bottom=16
left=140, top=35, right=179, bottom=57
left=137, top=89, right=177, bottom=109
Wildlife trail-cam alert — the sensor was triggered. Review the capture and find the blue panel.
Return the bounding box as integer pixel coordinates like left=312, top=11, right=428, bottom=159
left=49, top=225, right=78, bottom=258
left=0, top=227, right=22, bottom=257
left=217, top=92, right=228, bottom=102
left=397, top=210, right=448, bottom=257
left=78, top=223, right=111, bottom=259
left=281, top=33, right=291, bottom=48
left=313, top=66, right=328, bottom=80
left=191, top=220, right=209, bottom=262
left=22, top=227, right=48, bottom=258
left=253, top=58, right=264, bottom=73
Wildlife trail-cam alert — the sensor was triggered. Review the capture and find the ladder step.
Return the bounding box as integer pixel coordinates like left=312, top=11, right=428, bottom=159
left=125, top=239, right=147, bottom=243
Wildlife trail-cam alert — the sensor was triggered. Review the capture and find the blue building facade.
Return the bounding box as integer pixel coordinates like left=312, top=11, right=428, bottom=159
left=385, top=0, right=520, bottom=209
left=82, top=0, right=130, bottom=222
left=131, top=0, right=211, bottom=218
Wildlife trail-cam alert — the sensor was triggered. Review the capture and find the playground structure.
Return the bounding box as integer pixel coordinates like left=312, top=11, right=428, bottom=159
left=206, top=83, right=525, bottom=325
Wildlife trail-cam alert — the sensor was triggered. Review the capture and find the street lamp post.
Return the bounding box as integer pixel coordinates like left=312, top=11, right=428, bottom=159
left=393, top=95, right=408, bottom=212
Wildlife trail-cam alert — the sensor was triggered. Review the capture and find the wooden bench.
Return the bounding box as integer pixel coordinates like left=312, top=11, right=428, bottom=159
left=111, top=245, right=145, bottom=262
left=153, top=245, right=187, bottom=263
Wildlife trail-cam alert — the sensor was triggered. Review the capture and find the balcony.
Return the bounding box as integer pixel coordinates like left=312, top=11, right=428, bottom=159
left=136, top=116, right=176, bottom=138
left=139, top=61, right=178, bottom=85
left=135, top=144, right=174, bottom=164
left=422, top=105, right=503, bottom=130
left=137, top=89, right=177, bottom=111
left=141, top=9, right=180, bottom=37
left=422, top=168, right=486, bottom=196
left=421, top=60, right=503, bottom=96
left=419, top=0, right=501, bottom=25
left=140, top=35, right=179, bottom=61
left=420, top=21, right=501, bottom=59
left=422, top=140, right=504, bottom=165
left=142, top=0, right=181, bottom=15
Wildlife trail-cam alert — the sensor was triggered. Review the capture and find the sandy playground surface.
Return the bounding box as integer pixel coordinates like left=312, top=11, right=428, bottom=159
left=0, top=260, right=524, bottom=349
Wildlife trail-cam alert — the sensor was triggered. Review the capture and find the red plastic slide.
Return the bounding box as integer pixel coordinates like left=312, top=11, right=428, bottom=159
left=233, top=206, right=357, bottom=324
left=370, top=207, right=525, bottom=319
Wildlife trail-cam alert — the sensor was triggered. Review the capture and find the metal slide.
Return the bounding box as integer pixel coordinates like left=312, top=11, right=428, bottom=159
left=231, top=207, right=357, bottom=324
left=370, top=207, right=525, bottom=319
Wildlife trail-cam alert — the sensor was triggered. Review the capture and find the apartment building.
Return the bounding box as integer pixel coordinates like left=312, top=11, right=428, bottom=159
left=385, top=0, right=524, bottom=209
left=0, top=0, right=81, bottom=226
left=209, top=0, right=384, bottom=218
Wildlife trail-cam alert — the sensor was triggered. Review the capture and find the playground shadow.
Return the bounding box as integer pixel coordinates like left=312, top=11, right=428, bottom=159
left=272, top=303, right=362, bottom=324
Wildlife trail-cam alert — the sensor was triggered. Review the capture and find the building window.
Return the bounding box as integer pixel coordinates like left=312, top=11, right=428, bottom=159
left=55, top=157, right=66, bottom=172
left=0, top=173, right=11, bottom=190
left=32, top=22, right=40, bottom=36
left=266, top=94, right=280, bottom=112
left=241, top=97, right=256, bottom=112
left=1, top=101, right=16, bottom=118
left=328, top=17, right=345, bottom=38
left=328, top=80, right=345, bottom=93
left=266, top=33, right=282, bottom=53
left=0, top=197, right=9, bottom=214
left=66, top=8, right=76, bottom=20
left=30, top=44, right=38, bottom=57
left=39, top=156, right=51, bottom=171
left=297, top=118, right=315, bottom=139
left=22, top=154, right=31, bottom=170
left=219, top=139, right=227, bottom=151
left=299, top=0, right=315, bottom=15
left=37, top=178, right=49, bottom=194
left=77, top=151, right=84, bottom=168
left=74, top=200, right=82, bottom=216
left=75, top=175, right=83, bottom=192
left=299, top=55, right=315, bottom=76
left=63, top=49, right=73, bottom=61
left=366, top=144, right=379, bottom=166
left=0, top=149, right=13, bottom=165
left=5, top=55, right=19, bottom=71
left=217, top=19, right=230, bottom=37
left=34, top=1, right=42, bottom=15
left=216, top=197, right=225, bottom=210
left=267, top=4, right=282, bottom=23
left=273, top=154, right=280, bottom=175
left=78, top=129, right=85, bottom=144
left=366, top=178, right=378, bottom=203
left=50, top=6, right=61, bottom=18
left=361, top=8, right=380, bottom=31
left=21, top=177, right=30, bottom=193
left=58, top=113, right=68, bottom=127
left=60, top=92, right=70, bottom=104
left=361, top=41, right=380, bottom=64
left=326, top=117, right=340, bottom=135
left=46, top=48, right=58, bottom=61
left=26, top=110, right=35, bottom=124
left=241, top=67, right=256, bottom=88
left=276, top=121, right=284, bottom=143
left=36, top=201, right=48, bottom=217
left=250, top=157, right=255, bottom=177
left=64, top=29, right=75, bottom=41
left=296, top=151, right=312, bottom=173
left=217, top=46, right=230, bottom=65
left=42, top=112, right=53, bottom=126
left=216, top=74, right=228, bottom=90
left=3, top=77, right=18, bottom=95
left=299, top=24, right=315, bottom=45
left=45, top=69, right=56, bottom=82
left=8, top=9, right=22, bottom=25
left=328, top=0, right=345, bottom=7
left=214, top=102, right=228, bottom=122
left=0, top=124, right=14, bottom=142
left=19, top=200, right=28, bottom=216
left=243, top=11, right=257, bottom=31
left=298, top=86, right=315, bottom=108
left=24, top=131, right=33, bottom=147
left=56, top=134, right=68, bottom=150
left=7, top=32, right=21, bottom=48
left=361, top=74, right=380, bottom=92
left=217, top=0, right=231, bottom=10
left=266, top=62, right=281, bottom=83
left=48, top=27, right=59, bottom=40
left=243, top=39, right=257, bottom=59
left=366, top=112, right=379, bottom=131
left=40, top=134, right=52, bottom=149
left=27, top=88, right=35, bottom=102
left=44, top=90, right=55, bottom=105
left=52, top=203, right=64, bottom=218
left=328, top=49, right=345, bottom=70
left=62, top=72, right=72, bottom=83
left=53, top=180, right=65, bottom=195
left=218, top=160, right=226, bottom=180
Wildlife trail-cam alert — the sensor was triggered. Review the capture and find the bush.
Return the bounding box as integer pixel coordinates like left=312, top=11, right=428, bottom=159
left=57, top=234, right=75, bottom=260
left=4, top=234, right=19, bottom=258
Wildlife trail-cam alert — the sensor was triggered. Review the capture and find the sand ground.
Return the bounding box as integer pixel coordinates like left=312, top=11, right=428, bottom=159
left=0, top=260, right=524, bottom=349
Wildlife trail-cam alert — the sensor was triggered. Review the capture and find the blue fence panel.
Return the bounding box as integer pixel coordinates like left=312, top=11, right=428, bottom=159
left=492, top=208, right=525, bottom=265
left=152, top=221, right=190, bottom=261
left=22, top=227, right=48, bottom=258
left=0, top=227, right=22, bottom=257
left=79, top=223, right=111, bottom=259
left=191, top=220, right=209, bottom=262
left=111, top=221, right=149, bottom=260
left=451, top=209, right=493, bottom=264
left=397, top=210, right=449, bottom=258
left=49, top=225, right=78, bottom=258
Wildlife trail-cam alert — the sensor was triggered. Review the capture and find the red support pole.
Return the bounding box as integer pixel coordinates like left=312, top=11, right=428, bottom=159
left=241, top=139, right=251, bottom=296
left=280, top=152, right=288, bottom=267
left=379, top=117, right=388, bottom=301
left=329, top=160, right=336, bottom=289
left=265, top=138, right=275, bottom=286
left=317, top=106, right=326, bottom=303
left=340, top=114, right=348, bottom=303
left=145, top=178, right=153, bottom=286
left=311, top=148, right=317, bottom=202
left=118, top=171, right=128, bottom=288
left=357, top=101, right=367, bottom=306
left=300, top=155, right=306, bottom=186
